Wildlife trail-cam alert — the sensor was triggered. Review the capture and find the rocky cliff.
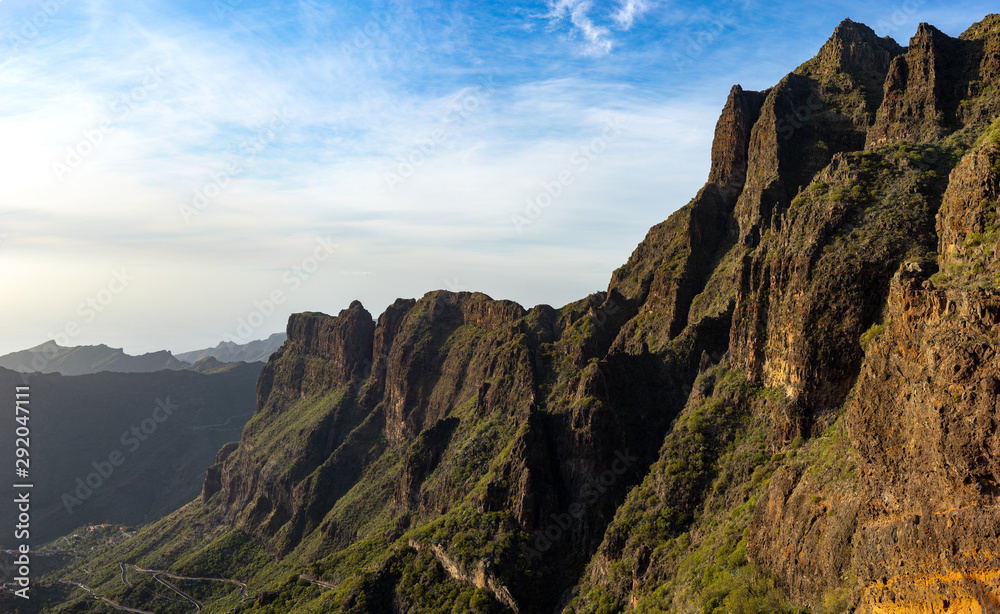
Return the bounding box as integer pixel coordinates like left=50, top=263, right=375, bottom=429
left=41, top=14, right=1000, bottom=614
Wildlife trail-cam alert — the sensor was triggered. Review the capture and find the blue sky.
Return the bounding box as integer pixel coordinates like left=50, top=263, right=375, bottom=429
left=0, top=0, right=995, bottom=357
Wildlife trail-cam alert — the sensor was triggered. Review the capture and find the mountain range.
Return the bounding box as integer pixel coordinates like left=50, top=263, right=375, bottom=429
left=14, top=14, right=1000, bottom=614
left=174, top=333, right=288, bottom=364
left=0, top=334, right=286, bottom=376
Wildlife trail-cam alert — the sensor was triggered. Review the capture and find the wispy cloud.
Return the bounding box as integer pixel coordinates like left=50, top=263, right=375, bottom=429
left=547, top=0, right=613, bottom=56
left=546, top=0, right=658, bottom=55
left=613, top=0, right=655, bottom=30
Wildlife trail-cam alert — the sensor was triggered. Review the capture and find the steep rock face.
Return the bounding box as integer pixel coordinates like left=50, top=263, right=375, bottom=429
left=379, top=292, right=529, bottom=447
left=283, top=303, right=375, bottom=385
left=844, top=139, right=1000, bottom=614
left=958, top=15, right=1000, bottom=131
left=848, top=267, right=1000, bottom=614
left=867, top=16, right=1000, bottom=148
left=727, top=22, right=913, bottom=422
left=731, top=19, right=902, bottom=250
left=746, top=133, right=1000, bottom=613
left=209, top=301, right=378, bottom=553
left=201, top=442, right=238, bottom=502
left=748, top=446, right=861, bottom=607
left=752, top=144, right=946, bottom=429
left=867, top=24, right=969, bottom=147
left=938, top=137, right=1000, bottom=277
left=571, top=16, right=999, bottom=614
left=608, top=85, right=762, bottom=353
left=708, top=85, right=768, bottom=198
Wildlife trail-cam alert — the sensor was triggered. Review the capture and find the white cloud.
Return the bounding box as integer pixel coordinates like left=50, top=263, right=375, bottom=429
left=613, top=0, right=655, bottom=30
left=548, top=0, right=613, bottom=55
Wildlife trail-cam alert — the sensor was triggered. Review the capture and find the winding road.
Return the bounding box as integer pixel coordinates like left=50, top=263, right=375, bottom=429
left=300, top=573, right=337, bottom=590
left=64, top=562, right=252, bottom=613
left=192, top=413, right=253, bottom=431
left=127, top=564, right=250, bottom=605
left=62, top=580, right=157, bottom=614
left=152, top=572, right=203, bottom=611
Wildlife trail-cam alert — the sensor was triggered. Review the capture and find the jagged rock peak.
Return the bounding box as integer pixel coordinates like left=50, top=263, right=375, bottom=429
left=285, top=303, right=375, bottom=382
left=904, top=21, right=965, bottom=66
left=864, top=21, right=968, bottom=147
left=708, top=84, right=766, bottom=196
left=911, top=21, right=952, bottom=46
left=960, top=13, right=1000, bottom=39
left=829, top=18, right=889, bottom=45
left=814, top=17, right=903, bottom=77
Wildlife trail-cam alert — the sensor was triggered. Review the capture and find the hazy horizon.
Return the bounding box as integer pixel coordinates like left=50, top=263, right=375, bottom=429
left=2, top=331, right=287, bottom=359
left=2, top=0, right=994, bottom=358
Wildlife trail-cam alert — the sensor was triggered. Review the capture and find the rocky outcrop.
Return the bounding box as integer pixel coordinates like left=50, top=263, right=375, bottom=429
left=201, top=441, right=238, bottom=502
left=867, top=16, right=1000, bottom=148
left=284, top=302, right=375, bottom=384
left=709, top=85, right=768, bottom=197
left=608, top=84, right=762, bottom=352
left=731, top=19, right=902, bottom=250
left=408, top=539, right=521, bottom=613
left=938, top=139, right=1000, bottom=276
left=848, top=265, right=1000, bottom=613
left=867, top=24, right=968, bottom=147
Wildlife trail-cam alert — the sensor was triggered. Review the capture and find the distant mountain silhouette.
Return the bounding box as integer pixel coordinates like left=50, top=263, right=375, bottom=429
left=174, top=332, right=286, bottom=364
left=0, top=342, right=189, bottom=376
left=0, top=334, right=286, bottom=376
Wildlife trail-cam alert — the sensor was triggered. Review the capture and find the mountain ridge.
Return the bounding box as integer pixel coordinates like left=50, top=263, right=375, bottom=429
left=0, top=334, right=286, bottom=377
left=175, top=332, right=287, bottom=364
